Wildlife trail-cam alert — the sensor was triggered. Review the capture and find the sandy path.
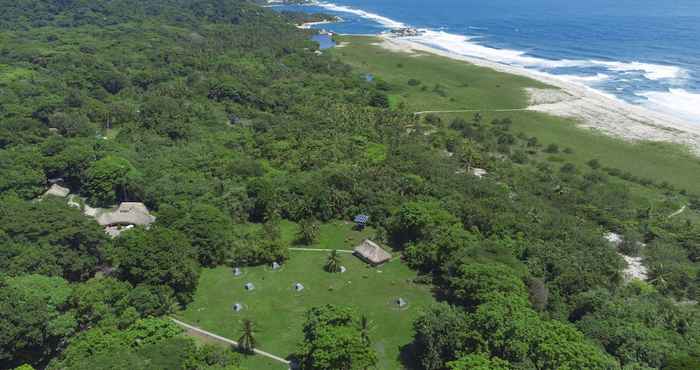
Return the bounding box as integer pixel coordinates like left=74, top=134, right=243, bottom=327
left=668, top=205, right=687, bottom=218
left=171, top=318, right=291, bottom=367
left=414, top=108, right=527, bottom=115
left=376, top=36, right=700, bottom=156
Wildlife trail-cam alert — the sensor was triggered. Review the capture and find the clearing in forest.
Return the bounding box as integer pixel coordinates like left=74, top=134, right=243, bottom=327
left=178, top=223, right=435, bottom=370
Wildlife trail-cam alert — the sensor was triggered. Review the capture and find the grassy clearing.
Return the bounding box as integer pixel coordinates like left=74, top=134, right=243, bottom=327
left=330, top=36, right=700, bottom=196
left=279, top=219, right=377, bottom=250
left=178, top=250, right=435, bottom=370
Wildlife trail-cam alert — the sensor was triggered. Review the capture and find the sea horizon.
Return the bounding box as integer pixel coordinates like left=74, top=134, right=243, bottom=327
left=273, top=0, right=700, bottom=125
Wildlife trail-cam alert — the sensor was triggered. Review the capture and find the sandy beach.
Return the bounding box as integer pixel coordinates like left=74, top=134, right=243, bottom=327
left=377, top=36, right=700, bottom=156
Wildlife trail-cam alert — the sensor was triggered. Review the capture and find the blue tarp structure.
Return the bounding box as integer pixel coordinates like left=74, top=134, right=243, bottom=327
left=354, top=214, right=369, bottom=224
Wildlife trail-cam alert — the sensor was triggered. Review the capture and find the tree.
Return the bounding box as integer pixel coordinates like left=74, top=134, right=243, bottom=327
left=111, top=228, right=199, bottom=304
left=412, top=303, right=472, bottom=370
left=447, top=353, right=511, bottom=370
left=325, top=250, right=341, bottom=273
left=297, top=305, right=378, bottom=370
left=369, top=92, right=389, bottom=108
left=171, top=203, right=233, bottom=267
left=83, top=156, right=141, bottom=206
left=297, top=218, right=320, bottom=245
left=0, top=197, right=108, bottom=280
left=0, top=275, right=77, bottom=368
left=237, top=319, right=257, bottom=355
left=445, top=263, right=528, bottom=309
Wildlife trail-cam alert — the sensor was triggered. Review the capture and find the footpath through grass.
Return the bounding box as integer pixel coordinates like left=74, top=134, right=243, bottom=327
left=330, top=36, right=700, bottom=194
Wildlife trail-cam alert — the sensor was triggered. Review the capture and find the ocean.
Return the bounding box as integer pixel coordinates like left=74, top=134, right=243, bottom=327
left=272, top=0, right=700, bottom=124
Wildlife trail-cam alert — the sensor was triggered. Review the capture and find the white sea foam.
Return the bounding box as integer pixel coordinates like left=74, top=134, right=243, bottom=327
left=558, top=73, right=611, bottom=84
left=592, top=61, right=686, bottom=81
left=314, top=1, right=406, bottom=29
left=638, top=89, right=700, bottom=124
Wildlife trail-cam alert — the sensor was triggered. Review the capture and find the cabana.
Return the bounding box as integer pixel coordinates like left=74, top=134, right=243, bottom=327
left=96, top=202, right=156, bottom=227
left=354, top=239, right=391, bottom=266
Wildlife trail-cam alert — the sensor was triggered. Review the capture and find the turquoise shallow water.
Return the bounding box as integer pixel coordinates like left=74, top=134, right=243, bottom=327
left=275, top=0, right=700, bottom=123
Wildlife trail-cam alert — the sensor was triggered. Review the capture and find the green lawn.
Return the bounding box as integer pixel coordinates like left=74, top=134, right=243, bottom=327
left=279, top=219, right=376, bottom=250
left=330, top=36, right=700, bottom=197
left=178, top=250, right=436, bottom=370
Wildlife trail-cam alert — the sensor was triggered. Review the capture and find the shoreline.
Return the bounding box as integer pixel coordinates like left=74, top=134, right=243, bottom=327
left=376, top=35, right=700, bottom=156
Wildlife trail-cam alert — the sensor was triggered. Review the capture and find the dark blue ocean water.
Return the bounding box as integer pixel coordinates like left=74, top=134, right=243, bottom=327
left=273, top=0, right=700, bottom=123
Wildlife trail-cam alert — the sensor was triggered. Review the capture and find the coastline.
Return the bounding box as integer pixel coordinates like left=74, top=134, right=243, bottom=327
left=377, top=35, right=700, bottom=156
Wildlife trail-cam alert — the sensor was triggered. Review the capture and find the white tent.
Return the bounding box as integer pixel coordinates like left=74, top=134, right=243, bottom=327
left=244, top=282, right=255, bottom=291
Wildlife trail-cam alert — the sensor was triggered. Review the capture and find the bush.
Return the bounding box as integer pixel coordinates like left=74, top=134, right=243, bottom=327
left=544, top=144, right=559, bottom=153
left=407, top=78, right=421, bottom=86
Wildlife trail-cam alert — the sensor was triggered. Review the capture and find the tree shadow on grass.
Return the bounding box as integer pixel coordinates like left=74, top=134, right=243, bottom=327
left=398, top=341, right=421, bottom=370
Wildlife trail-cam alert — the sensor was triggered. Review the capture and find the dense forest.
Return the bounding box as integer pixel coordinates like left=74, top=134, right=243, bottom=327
left=0, top=0, right=698, bottom=369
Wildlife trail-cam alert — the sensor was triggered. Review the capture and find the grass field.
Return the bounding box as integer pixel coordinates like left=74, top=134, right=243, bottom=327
left=178, top=250, right=435, bottom=369
left=279, top=219, right=376, bottom=250
left=330, top=36, right=700, bottom=195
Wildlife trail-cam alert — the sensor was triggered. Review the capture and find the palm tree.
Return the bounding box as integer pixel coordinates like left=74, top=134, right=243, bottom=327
left=237, top=319, right=257, bottom=354
left=325, top=249, right=341, bottom=273
left=649, top=263, right=669, bottom=291
left=359, top=314, right=374, bottom=345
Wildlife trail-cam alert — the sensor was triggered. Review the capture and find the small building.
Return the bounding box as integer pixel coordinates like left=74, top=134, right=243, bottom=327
left=294, top=283, right=304, bottom=292
left=244, top=283, right=255, bottom=291
left=470, top=168, right=488, bottom=178
left=96, top=202, right=156, bottom=227
left=354, top=239, right=392, bottom=266
left=354, top=214, right=369, bottom=230
left=43, top=184, right=70, bottom=198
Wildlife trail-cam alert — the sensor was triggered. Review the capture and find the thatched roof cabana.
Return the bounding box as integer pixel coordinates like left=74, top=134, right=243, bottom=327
left=96, top=202, right=156, bottom=226
left=43, top=184, right=70, bottom=198
left=354, top=239, right=391, bottom=266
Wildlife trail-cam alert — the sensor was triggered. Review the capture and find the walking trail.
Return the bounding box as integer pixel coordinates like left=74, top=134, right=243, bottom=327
left=668, top=205, right=687, bottom=218
left=414, top=108, right=527, bottom=115
left=288, top=247, right=354, bottom=253
left=170, top=317, right=291, bottom=367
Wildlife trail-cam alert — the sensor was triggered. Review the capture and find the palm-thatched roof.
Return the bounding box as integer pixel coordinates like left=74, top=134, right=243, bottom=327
left=354, top=239, right=391, bottom=265
left=96, top=202, right=155, bottom=226
left=43, top=184, right=70, bottom=198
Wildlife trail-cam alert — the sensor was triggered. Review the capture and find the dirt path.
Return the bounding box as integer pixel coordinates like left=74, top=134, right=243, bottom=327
left=414, top=108, right=528, bottom=115
left=668, top=205, right=687, bottom=218
left=170, top=318, right=291, bottom=367
left=288, top=247, right=354, bottom=253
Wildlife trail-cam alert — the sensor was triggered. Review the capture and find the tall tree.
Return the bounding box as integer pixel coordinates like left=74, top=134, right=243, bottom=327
left=237, top=319, right=257, bottom=355
left=297, top=305, right=378, bottom=370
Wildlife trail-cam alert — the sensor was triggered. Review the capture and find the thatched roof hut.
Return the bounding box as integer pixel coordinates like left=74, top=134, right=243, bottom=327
left=96, top=202, right=156, bottom=226
left=354, top=239, right=391, bottom=265
left=43, top=184, right=70, bottom=198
